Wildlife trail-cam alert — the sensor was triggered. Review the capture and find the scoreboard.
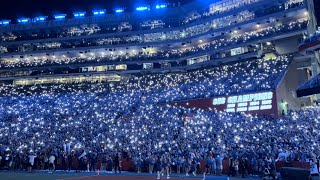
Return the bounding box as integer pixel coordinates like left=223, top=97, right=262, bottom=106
left=171, top=91, right=278, bottom=116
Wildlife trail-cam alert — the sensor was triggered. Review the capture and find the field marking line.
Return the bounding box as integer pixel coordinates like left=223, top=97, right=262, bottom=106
left=62, top=175, right=98, bottom=180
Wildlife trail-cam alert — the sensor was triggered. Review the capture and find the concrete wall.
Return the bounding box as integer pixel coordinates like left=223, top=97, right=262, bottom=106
left=274, top=35, right=303, bottom=55
left=276, top=58, right=312, bottom=114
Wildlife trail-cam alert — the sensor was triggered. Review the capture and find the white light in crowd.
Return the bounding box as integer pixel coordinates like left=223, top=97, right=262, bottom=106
left=0, top=4, right=312, bottom=164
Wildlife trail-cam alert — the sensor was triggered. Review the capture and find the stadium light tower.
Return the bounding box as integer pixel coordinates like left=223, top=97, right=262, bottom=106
left=155, top=4, right=167, bottom=9
left=54, top=14, right=67, bottom=20
left=73, top=12, right=86, bottom=18
left=93, top=9, right=106, bottom=16
left=17, top=18, right=31, bottom=24
left=115, top=8, right=124, bottom=13
left=0, top=20, right=11, bottom=25
left=34, top=16, right=48, bottom=22
left=136, top=6, right=150, bottom=11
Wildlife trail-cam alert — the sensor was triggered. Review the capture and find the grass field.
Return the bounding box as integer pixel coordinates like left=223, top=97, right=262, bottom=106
left=0, top=171, right=260, bottom=180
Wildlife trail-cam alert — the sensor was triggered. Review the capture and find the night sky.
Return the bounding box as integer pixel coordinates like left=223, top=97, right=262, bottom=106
left=0, top=0, right=318, bottom=24
left=315, top=0, right=320, bottom=25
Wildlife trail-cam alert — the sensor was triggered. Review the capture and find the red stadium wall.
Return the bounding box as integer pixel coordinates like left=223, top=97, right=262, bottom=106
left=169, top=90, right=278, bottom=116
left=56, top=158, right=310, bottom=174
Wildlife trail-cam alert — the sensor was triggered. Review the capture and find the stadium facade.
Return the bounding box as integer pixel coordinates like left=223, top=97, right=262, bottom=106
left=0, top=0, right=319, bottom=116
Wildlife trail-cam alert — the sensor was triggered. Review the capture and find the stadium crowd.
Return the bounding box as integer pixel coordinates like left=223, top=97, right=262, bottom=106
left=0, top=54, right=318, bottom=179
left=0, top=19, right=307, bottom=69
left=0, top=15, right=307, bottom=56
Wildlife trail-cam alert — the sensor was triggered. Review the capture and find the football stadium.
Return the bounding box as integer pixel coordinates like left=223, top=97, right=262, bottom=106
left=0, top=0, right=319, bottom=179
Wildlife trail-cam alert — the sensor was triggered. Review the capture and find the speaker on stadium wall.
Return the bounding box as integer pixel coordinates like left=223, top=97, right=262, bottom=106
left=280, top=167, right=310, bottom=180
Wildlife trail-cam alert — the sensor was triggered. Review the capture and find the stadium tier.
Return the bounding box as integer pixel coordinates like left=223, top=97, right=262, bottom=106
left=0, top=0, right=319, bottom=179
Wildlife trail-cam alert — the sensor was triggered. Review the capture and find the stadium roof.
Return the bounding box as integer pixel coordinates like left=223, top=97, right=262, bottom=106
left=296, top=73, right=320, bottom=97
left=0, top=0, right=193, bottom=19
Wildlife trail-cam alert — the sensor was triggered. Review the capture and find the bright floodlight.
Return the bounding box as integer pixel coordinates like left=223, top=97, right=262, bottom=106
left=54, top=14, right=67, bottom=20
left=73, top=12, right=86, bottom=18
left=93, top=9, right=106, bottom=16
left=156, top=4, right=167, bottom=9
left=0, top=20, right=11, bottom=25
left=35, top=16, right=48, bottom=22
left=17, top=18, right=30, bottom=23
left=115, top=8, right=124, bottom=13
left=136, top=6, right=149, bottom=11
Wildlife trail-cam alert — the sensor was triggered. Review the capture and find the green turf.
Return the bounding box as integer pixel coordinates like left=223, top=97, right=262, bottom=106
left=0, top=172, right=96, bottom=180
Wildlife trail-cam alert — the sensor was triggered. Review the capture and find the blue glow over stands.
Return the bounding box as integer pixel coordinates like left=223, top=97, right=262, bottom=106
left=54, top=14, right=67, bottom=20
left=92, top=10, right=106, bottom=16
left=34, top=16, right=47, bottom=22
left=73, top=12, right=86, bottom=18
left=0, top=20, right=11, bottom=25
left=136, top=6, right=150, bottom=11
left=17, top=18, right=30, bottom=23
